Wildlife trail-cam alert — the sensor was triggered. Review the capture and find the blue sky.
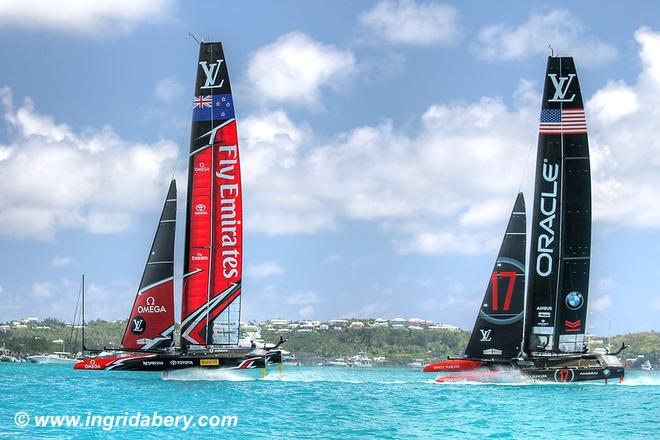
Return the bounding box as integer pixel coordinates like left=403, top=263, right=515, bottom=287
left=0, top=0, right=658, bottom=335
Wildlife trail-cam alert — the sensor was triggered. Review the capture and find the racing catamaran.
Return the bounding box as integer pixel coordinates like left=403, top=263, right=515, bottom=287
left=425, top=56, right=626, bottom=383
left=74, top=41, right=283, bottom=372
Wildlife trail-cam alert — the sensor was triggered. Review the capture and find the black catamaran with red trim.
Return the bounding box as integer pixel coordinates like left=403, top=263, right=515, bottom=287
left=75, top=42, right=283, bottom=372
left=425, top=56, right=626, bottom=383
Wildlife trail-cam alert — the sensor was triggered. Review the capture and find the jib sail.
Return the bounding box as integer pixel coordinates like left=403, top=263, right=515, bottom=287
left=465, top=192, right=526, bottom=359
left=181, top=42, right=243, bottom=347
left=524, top=56, right=591, bottom=355
left=121, top=180, right=176, bottom=350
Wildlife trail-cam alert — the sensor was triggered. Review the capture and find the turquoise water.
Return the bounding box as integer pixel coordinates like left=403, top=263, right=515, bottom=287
left=1, top=363, right=658, bottom=439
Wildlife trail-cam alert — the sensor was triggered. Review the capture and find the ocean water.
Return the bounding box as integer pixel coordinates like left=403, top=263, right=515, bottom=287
left=1, top=363, right=658, bottom=439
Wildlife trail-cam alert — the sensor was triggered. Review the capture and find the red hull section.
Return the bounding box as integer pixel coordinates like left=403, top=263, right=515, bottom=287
left=423, top=359, right=484, bottom=373
left=73, top=354, right=152, bottom=370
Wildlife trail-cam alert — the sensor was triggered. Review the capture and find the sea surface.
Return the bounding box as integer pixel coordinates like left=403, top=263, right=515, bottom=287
left=0, top=363, right=658, bottom=439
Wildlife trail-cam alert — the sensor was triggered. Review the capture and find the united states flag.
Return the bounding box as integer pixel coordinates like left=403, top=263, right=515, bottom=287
left=539, top=108, right=587, bottom=134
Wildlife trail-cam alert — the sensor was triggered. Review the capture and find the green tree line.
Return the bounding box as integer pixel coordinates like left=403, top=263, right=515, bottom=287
left=1, top=319, right=657, bottom=366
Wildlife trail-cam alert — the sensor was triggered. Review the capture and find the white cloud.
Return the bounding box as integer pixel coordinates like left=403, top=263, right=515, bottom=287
left=359, top=0, right=460, bottom=45
left=239, top=27, right=660, bottom=255
left=32, top=282, right=54, bottom=298
left=286, top=290, right=320, bottom=305
left=475, top=10, right=616, bottom=65
left=246, top=32, right=357, bottom=108
left=588, top=81, right=638, bottom=123
left=0, top=0, right=174, bottom=36
left=587, top=27, right=660, bottom=226
left=246, top=261, right=284, bottom=278
left=241, top=89, right=535, bottom=255
left=298, top=306, right=314, bottom=319
left=51, top=256, right=72, bottom=268
left=0, top=87, right=178, bottom=240
left=325, top=254, right=342, bottom=264
left=154, top=77, right=184, bottom=103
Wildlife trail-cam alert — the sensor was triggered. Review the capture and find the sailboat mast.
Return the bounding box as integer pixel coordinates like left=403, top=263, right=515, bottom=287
left=81, top=274, right=85, bottom=351
left=524, top=56, right=591, bottom=356
left=180, top=42, right=244, bottom=348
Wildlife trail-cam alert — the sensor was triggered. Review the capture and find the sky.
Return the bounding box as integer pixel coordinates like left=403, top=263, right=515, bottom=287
left=0, top=0, right=659, bottom=335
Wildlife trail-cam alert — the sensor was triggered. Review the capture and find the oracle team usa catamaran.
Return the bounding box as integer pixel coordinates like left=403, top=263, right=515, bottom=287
left=75, top=42, right=283, bottom=372
left=424, top=55, right=627, bottom=383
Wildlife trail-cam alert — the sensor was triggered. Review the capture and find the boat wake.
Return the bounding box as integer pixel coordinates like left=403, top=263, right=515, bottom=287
left=619, top=373, right=660, bottom=386
left=161, top=368, right=256, bottom=382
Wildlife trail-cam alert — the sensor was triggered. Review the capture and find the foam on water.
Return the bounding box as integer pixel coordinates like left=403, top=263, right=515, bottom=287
left=620, top=373, right=660, bottom=386
left=161, top=367, right=257, bottom=381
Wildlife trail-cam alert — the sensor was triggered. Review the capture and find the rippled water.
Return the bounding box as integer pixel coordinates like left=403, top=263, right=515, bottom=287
left=1, top=363, right=658, bottom=438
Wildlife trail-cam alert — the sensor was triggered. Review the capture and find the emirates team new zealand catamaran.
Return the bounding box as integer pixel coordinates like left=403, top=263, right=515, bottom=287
left=424, top=56, right=626, bottom=383
left=74, top=42, right=283, bottom=372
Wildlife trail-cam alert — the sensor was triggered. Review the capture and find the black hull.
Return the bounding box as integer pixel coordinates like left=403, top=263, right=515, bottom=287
left=74, top=349, right=283, bottom=372
left=433, top=352, right=625, bottom=383
left=519, top=366, right=624, bottom=383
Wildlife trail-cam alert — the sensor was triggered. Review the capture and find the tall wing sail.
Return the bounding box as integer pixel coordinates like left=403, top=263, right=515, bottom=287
left=121, top=180, right=176, bottom=350
left=181, top=42, right=243, bottom=348
left=524, top=56, right=591, bottom=355
left=465, top=192, right=526, bottom=359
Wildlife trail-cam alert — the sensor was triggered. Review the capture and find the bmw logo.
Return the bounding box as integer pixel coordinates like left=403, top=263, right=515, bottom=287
left=565, top=292, right=584, bottom=310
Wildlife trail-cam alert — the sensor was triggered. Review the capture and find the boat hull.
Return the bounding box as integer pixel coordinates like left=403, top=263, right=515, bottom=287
left=74, top=350, right=283, bottom=372
left=432, top=353, right=626, bottom=383
left=435, top=366, right=624, bottom=383
left=27, top=355, right=78, bottom=365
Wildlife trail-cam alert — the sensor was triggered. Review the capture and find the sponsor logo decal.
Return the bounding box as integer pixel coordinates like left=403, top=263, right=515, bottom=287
left=84, top=359, right=103, bottom=370
left=194, top=162, right=210, bottom=173
left=565, top=291, right=584, bottom=310
left=479, top=329, right=492, bottom=342
left=565, top=320, right=581, bottom=332
left=555, top=368, right=575, bottom=382
left=170, top=360, right=194, bottom=366
left=142, top=361, right=164, bottom=366
left=200, top=59, right=225, bottom=89
left=216, top=144, right=241, bottom=280
left=200, top=359, right=220, bottom=366
left=191, top=251, right=208, bottom=262
left=194, top=204, right=208, bottom=215
left=539, top=312, right=551, bottom=318
left=536, top=160, right=559, bottom=277
left=548, top=73, right=576, bottom=102
left=483, top=348, right=502, bottom=355
left=131, top=317, right=146, bottom=335
left=137, top=296, right=167, bottom=314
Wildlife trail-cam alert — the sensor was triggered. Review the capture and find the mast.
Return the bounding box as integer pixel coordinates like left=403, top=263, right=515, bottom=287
left=524, top=56, right=590, bottom=355
left=121, top=180, right=177, bottom=350
left=81, top=274, right=85, bottom=351
left=465, top=192, right=526, bottom=359
left=181, top=42, right=243, bottom=349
